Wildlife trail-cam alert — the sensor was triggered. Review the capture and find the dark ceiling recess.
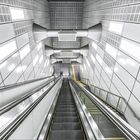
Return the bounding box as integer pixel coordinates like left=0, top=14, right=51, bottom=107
left=48, top=0, right=84, bottom=49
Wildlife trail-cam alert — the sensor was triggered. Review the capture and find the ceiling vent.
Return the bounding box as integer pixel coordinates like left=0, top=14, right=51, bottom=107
left=58, top=31, right=76, bottom=41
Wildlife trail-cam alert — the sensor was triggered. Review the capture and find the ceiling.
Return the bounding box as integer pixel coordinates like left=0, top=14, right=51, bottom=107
left=48, top=0, right=85, bottom=49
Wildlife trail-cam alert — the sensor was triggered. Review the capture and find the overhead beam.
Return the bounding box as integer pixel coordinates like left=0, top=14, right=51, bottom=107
left=33, top=23, right=102, bottom=43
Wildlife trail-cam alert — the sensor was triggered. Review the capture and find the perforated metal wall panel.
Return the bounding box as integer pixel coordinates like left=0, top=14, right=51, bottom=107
left=49, top=0, right=84, bottom=48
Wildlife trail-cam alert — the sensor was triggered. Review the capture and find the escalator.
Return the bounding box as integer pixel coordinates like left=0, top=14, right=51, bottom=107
left=47, top=79, right=85, bottom=140
left=80, top=93, right=127, bottom=140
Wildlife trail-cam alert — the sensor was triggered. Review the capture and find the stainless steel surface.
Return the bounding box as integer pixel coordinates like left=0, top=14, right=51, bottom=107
left=0, top=78, right=61, bottom=139
left=81, top=78, right=140, bottom=121
left=69, top=80, right=105, bottom=140
left=0, top=77, right=56, bottom=115
left=73, top=80, right=140, bottom=140
left=0, top=75, right=54, bottom=91
left=37, top=82, right=62, bottom=140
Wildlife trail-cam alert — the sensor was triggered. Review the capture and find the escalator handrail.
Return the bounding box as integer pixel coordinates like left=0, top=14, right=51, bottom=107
left=0, top=75, right=55, bottom=91
left=0, top=77, right=62, bottom=140
left=73, top=80, right=140, bottom=140
left=0, top=76, right=59, bottom=115
left=69, top=81, right=105, bottom=140
left=37, top=84, right=62, bottom=140
left=81, top=77, right=123, bottom=98
left=81, top=77, right=140, bottom=121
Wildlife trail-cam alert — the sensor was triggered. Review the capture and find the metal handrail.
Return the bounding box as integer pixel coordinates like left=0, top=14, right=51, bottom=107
left=69, top=80, right=105, bottom=140
left=0, top=76, right=57, bottom=115
left=37, top=84, right=61, bottom=140
left=0, top=77, right=61, bottom=140
left=81, top=78, right=140, bottom=121
left=0, top=75, right=54, bottom=91
left=73, top=79, right=140, bottom=140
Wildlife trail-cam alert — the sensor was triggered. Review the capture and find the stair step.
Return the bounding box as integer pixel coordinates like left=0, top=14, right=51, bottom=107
left=55, top=112, right=77, bottom=116
left=51, top=122, right=81, bottom=130
left=49, top=130, right=84, bottom=140
left=56, top=108, right=76, bottom=111
left=53, top=117, right=79, bottom=122
left=57, top=105, right=75, bottom=107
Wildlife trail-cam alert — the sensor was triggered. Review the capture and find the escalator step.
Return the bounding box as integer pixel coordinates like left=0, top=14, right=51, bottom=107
left=49, top=130, right=84, bottom=140
left=56, top=108, right=76, bottom=112
left=53, top=117, right=79, bottom=122
left=56, top=105, right=75, bottom=107
left=51, top=122, right=81, bottom=130
left=55, top=112, right=77, bottom=117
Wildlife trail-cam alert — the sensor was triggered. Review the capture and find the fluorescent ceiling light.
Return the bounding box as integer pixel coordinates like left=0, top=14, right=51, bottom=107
left=91, top=54, right=96, bottom=63
left=120, top=39, right=140, bottom=62
left=44, top=59, right=49, bottom=67
left=44, top=61, right=47, bottom=67
left=118, top=58, right=127, bottom=66
left=20, top=44, right=30, bottom=60
left=0, top=40, right=17, bottom=62
left=33, top=55, right=39, bottom=66
left=15, top=66, right=23, bottom=73
left=0, top=62, right=8, bottom=69
left=105, top=44, right=118, bottom=58
left=22, top=65, right=27, bottom=71
left=10, top=7, right=24, bottom=20
left=12, top=53, right=18, bottom=58
left=114, top=67, right=119, bottom=73
left=39, top=55, right=43, bottom=64
left=83, top=64, right=86, bottom=70
left=126, top=59, right=136, bottom=67
left=92, top=41, right=97, bottom=50
left=96, top=54, right=103, bottom=65
left=105, top=67, right=112, bottom=74
left=109, top=21, right=124, bottom=34
left=86, top=58, right=90, bottom=67
left=118, top=58, right=136, bottom=67
left=37, top=42, right=42, bottom=51
left=8, top=64, right=16, bottom=71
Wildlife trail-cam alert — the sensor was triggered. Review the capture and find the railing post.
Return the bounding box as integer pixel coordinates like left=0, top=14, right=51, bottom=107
left=106, top=92, right=109, bottom=102
left=116, top=97, right=121, bottom=110
left=99, top=89, right=101, bottom=97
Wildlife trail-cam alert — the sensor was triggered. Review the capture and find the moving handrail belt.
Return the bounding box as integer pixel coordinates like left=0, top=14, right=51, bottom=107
left=0, top=76, right=61, bottom=140
left=0, top=76, right=56, bottom=115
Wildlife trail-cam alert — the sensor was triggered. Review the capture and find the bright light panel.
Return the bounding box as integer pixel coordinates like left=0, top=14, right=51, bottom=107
left=105, top=67, right=112, bottom=74
left=22, top=65, right=27, bottom=71
left=91, top=54, right=96, bottom=63
left=37, top=42, right=42, bottom=51
left=20, top=44, right=30, bottom=60
left=0, top=40, right=17, bottom=62
left=0, top=62, right=8, bottom=69
left=86, top=59, right=90, bottom=67
left=92, top=41, right=97, bottom=50
left=8, top=64, right=16, bottom=71
left=33, top=55, right=39, bottom=66
left=120, top=39, right=140, bottom=62
left=96, top=54, right=103, bottom=65
left=15, top=66, right=23, bottom=73
left=105, top=44, right=118, bottom=58
left=39, top=55, right=43, bottom=64
left=109, top=21, right=124, bottom=34
left=10, top=7, right=24, bottom=20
